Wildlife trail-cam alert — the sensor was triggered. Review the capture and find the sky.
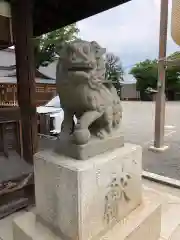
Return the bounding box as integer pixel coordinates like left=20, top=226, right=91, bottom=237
left=77, top=0, right=180, bottom=77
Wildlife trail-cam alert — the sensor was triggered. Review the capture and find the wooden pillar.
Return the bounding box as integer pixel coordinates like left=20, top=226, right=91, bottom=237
left=11, top=0, right=37, bottom=164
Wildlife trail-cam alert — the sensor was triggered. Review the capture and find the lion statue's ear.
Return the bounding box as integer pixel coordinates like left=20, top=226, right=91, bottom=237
left=90, top=41, right=101, bottom=50
left=91, top=41, right=99, bottom=45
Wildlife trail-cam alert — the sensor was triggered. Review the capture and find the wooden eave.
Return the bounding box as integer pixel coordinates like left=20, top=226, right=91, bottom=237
left=31, top=0, right=131, bottom=36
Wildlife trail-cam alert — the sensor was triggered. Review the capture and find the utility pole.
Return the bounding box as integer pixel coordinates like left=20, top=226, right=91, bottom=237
left=151, top=0, right=169, bottom=151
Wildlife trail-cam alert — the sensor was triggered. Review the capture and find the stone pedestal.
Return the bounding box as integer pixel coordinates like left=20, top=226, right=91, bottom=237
left=13, top=143, right=161, bottom=240
left=55, top=134, right=124, bottom=160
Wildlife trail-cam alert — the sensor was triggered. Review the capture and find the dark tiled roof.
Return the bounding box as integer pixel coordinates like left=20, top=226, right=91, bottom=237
left=0, top=63, right=53, bottom=79
left=0, top=65, right=16, bottom=70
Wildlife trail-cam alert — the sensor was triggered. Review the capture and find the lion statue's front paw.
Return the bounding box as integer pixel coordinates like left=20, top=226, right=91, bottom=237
left=73, top=129, right=90, bottom=145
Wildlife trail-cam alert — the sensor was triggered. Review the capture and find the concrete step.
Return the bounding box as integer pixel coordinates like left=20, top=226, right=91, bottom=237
left=143, top=185, right=180, bottom=240
left=169, top=225, right=180, bottom=240
left=13, top=192, right=161, bottom=240
left=160, top=204, right=180, bottom=239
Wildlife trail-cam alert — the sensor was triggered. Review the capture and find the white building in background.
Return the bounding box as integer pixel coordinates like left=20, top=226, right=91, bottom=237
left=121, top=82, right=140, bottom=100
left=121, top=73, right=140, bottom=100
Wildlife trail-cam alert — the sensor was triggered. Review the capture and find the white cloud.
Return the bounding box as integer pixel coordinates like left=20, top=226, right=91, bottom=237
left=77, top=0, right=179, bottom=69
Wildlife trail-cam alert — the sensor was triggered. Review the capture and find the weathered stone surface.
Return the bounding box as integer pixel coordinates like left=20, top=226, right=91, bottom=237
left=55, top=133, right=124, bottom=160
left=34, top=143, right=142, bottom=240
left=13, top=191, right=161, bottom=240
left=56, top=40, right=123, bottom=147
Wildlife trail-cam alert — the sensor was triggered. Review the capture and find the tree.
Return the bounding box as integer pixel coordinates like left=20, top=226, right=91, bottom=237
left=130, top=59, right=158, bottom=100
left=105, top=53, right=124, bottom=97
left=34, top=24, right=79, bottom=68
left=130, top=52, right=180, bottom=100
left=165, top=52, right=180, bottom=99
left=167, top=51, right=180, bottom=62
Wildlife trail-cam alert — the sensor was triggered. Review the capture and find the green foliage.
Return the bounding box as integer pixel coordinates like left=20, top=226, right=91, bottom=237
left=167, top=51, right=180, bottom=61
left=130, top=52, right=180, bottom=100
left=105, top=53, right=124, bottom=96
left=34, top=24, right=79, bottom=68
left=130, top=59, right=158, bottom=92
left=166, top=52, right=180, bottom=91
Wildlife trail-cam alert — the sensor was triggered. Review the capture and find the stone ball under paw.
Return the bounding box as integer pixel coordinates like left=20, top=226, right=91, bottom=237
left=73, top=129, right=90, bottom=145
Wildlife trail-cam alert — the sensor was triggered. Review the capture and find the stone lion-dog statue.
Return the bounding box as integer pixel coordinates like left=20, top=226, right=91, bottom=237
left=56, top=40, right=122, bottom=145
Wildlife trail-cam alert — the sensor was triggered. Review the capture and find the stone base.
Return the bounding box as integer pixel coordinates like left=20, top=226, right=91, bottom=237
left=55, top=134, right=124, bottom=160
left=13, top=192, right=161, bottom=240
left=149, top=145, right=169, bottom=153
left=34, top=143, right=142, bottom=240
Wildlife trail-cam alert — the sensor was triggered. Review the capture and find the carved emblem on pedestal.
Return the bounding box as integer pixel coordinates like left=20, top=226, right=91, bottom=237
left=104, top=167, right=131, bottom=224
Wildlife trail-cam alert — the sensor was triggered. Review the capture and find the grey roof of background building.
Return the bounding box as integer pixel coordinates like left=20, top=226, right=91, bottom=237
left=39, top=60, right=57, bottom=80
left=0, top=68, right=16, bottom=77
left=0, top=77, right=55, bottom=84
left=0, top=49, right=57, bottom=82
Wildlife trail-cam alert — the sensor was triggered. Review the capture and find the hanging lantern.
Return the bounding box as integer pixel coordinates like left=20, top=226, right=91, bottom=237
left=171, top=0, right=180, bottom=46
left=0, top=1, right=13, bottom=47
left=0, top=1, right=11, bottom=17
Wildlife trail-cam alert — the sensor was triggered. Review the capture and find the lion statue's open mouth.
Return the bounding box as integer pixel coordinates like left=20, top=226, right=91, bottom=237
left=68, top=64, right=93, bottom=72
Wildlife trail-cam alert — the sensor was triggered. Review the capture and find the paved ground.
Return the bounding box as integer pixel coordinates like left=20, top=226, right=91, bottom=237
left=122, top=101, right=180, bottom=180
